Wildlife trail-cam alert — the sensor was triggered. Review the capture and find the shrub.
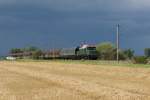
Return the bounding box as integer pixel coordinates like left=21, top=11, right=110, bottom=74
left=123, top=49, right=134, bottom=59
left=145, top=48, right=150, bottom=57
left=96, top=42, right=116, bottom=60
left=32, top=50, right=43, bottom=59
left=132, top=56, right=148, bottom=64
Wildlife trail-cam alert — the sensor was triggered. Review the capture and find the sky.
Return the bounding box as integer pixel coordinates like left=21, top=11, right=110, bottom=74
left=0, top=0, right=150, bottom=56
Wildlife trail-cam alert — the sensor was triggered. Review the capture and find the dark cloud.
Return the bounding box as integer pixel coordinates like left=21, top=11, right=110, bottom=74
left=0, top=0, right=150, bottom=55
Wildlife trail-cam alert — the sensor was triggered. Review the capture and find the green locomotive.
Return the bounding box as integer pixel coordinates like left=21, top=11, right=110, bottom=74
left=60, top=45, right=98, bottom=60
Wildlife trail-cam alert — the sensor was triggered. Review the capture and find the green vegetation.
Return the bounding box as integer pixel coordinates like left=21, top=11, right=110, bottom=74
left=8, top=42, right=150, bottom=65
left=10, top=48, right=23, bottom=53
left=96, top=42, right=134, bottom=60
left=10, top=46, right=42, bottom=59
left=145, top=48, right=150, bottom=57
left=32, top=50, right=42, bottom=59
left=96, top=42, right=116, bottom=60
left=123, top=49, right=134, bottom=59
left=22, top=46, right=41, bottom=52
left=0, top=56, right=5, bottom=60
left=132, top=56, right=148, bottom=64
left=55, top=60, right=150, bottom=68
left=14, top=59, right=150, bottom=68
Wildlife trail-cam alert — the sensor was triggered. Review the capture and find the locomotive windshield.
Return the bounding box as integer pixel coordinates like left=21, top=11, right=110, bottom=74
left=87, top=47, right=96, bottom=50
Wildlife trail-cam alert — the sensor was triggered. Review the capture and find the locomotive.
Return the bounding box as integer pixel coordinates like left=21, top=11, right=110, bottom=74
left=60, top=44, right=98, bottom=60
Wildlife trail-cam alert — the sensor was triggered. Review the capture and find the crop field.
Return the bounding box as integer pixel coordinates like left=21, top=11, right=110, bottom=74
left=0, top=60, right=150, bottom=100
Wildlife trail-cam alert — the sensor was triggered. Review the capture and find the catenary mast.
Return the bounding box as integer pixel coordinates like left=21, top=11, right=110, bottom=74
left=117, top=24, right=120, bottom=63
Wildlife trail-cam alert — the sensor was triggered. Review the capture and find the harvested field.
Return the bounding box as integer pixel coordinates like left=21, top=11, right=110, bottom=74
left=0, top=61, right=150, bottom=100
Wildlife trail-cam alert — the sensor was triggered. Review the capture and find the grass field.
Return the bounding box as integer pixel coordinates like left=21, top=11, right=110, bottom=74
left=15, top=59, right=150, bottom=68
left=0, top=60, right=150, bottom=100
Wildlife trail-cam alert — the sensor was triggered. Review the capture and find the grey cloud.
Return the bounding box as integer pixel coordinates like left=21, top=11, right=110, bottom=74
left=0, top=0, right=150, bottom=55
left=1, top=0, right=150, bottom=12
left=0, top=0, right=16, bottom=4
left=22, top=0, right=150, bottom=11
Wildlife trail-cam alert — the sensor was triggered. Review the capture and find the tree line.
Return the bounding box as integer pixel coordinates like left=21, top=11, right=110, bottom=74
left=96, top=42, right=134, bottom=60
left=9, top=42, right=150, bottom=64
left=96, top=42, right=150, bottom=64
left=10, top=46, right=42, bottom=59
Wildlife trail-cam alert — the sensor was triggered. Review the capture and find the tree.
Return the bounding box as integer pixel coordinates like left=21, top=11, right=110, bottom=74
left=133, top=56, right=148, bottom=64
left=145, top=48, right=150, bottom=57
left=96, top=42, right=116, bottom=60
left=23, top=46, right=42, bottom=59
left=32, top=50, right=43, bottom=59
left=22, top=46, right=40, bottom=52
left=10, top=46, right=43, bottom=59
left=123, top=49, right=134, bottom=59
left=10, top=48, right=23, bottom=53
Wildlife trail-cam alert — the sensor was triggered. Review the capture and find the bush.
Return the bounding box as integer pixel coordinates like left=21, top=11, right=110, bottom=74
left=147, top=58, right=150, bottom=64
left=132, top=56, right=148, bottom=64
left=145, top=48, right=150, bottom=57
left=123, top=49, right=134, bottom=59
left=32, top=50, right=43, bottom=59
left=96, top=42, right=116, bottom=60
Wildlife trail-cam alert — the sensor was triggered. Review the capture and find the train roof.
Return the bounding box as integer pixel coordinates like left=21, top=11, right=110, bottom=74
left=80, top=44, right=96, bottom=49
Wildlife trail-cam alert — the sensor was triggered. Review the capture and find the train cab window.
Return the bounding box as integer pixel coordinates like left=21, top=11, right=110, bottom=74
left=87, top=47, right=96, bottom=50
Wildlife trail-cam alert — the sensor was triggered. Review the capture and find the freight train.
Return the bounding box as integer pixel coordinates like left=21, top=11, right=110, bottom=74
left=9, top=44, right=98, bottom=60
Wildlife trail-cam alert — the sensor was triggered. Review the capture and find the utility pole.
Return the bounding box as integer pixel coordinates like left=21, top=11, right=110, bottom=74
left=117, top=24, right=120, bottom=63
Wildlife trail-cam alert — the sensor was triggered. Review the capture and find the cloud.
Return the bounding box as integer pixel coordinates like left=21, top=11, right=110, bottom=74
left=13, top=0, right=150, bottom=12
left=0, top=0, right=16, bottom=4
left=1, top=0, right=150, bottom=12
left=0, top=0, right=150, bottom=55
